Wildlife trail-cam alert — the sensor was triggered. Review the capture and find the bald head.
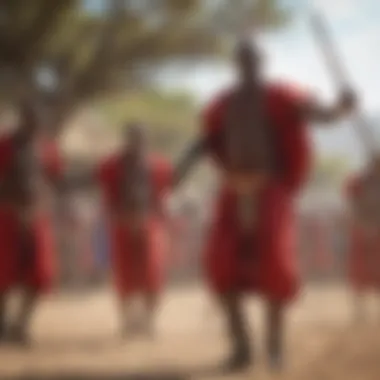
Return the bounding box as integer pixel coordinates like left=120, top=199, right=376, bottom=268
left=234, top=39, right=263, bottom=87
left=124, top=122, right=148, bottom=156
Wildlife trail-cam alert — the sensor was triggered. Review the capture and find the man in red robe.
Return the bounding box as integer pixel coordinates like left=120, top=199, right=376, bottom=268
left=0, top=101, right=62, bottom=345
left=173, top=40, right=356, bottom=372
left=97, top=123, right=172, bottom=339
left=346, top=159, right=380, bottom=322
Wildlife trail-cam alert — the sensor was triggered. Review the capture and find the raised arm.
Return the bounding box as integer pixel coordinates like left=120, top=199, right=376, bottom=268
left=298, top=88, right=356, bottom=124
left=12, top=99, right=39, bottom=145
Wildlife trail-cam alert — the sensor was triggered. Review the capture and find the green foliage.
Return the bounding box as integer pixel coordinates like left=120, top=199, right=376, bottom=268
left=100, top=90, right=195, bottom=125
left=0, top=0, right=291, bottom=133
left=97, top=89, right=198, bottom=155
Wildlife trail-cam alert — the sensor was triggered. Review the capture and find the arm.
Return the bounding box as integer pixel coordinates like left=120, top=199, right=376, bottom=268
left=47, top=166, right=97, bottom=198
left=12, top=99, right=39, bottom=145
left=172, top=138, right=207, bottom=188
left=69, top=169, right=95, bottom=188
left=299, top=88, right=356, bottom=124
left=172, top=92, right=225, bottom=187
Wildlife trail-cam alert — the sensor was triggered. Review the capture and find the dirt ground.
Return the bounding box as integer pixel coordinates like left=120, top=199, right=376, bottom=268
left=0, top=284, right=379, bottom=380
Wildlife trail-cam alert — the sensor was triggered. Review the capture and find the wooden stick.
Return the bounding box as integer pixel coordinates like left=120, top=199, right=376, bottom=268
left=310, top=11, right=376, bottom=155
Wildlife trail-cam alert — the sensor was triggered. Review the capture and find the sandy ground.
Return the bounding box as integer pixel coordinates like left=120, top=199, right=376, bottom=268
left=0, top=284, right=379, bottom=380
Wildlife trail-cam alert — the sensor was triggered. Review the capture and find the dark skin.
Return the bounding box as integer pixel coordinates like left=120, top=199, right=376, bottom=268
left=98, top=123, right=160, bottom=339
left=350, top=155, right=380, bottom=323
left=173, top=42, right=356, bottom=187
left=352, top=156, right=380, bottom=227
left=0, top=295, right=5, bottom=339
left=0, top=101, right=62, bottom=345
left=122, top=125, right=149, bottom=336
left=120, top=123, right=151, bottom=231
left=124, top=123, right=148, bottom=159
left=173, top=41, right=357, bottom=373
left=0, top=101, right=38, bottom=343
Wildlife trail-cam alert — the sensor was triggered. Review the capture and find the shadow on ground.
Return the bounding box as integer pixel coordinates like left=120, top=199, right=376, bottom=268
left=31, top=337, right=123, bottom=354
left=7, top=374, right=187, bottom=380
left=5, top=363, right=231, bottom=380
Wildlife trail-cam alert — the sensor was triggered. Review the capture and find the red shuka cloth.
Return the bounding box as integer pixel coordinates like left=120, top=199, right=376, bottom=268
left=201, top=83, right=312, bottom=302
left=98, top=153, right=172, bottom=296
left=0, top=136, right=61, bottom=292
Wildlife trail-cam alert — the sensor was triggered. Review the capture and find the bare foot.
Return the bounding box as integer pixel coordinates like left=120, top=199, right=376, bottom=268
left=121, top=320, right=140, bottom=341
left=268, top=349, right=284, bottom=372
left=0, top=322, right=6, bottom=342
left=7, top=326, right=31, bottom=348
left=219, top=349, right=252, bottom=374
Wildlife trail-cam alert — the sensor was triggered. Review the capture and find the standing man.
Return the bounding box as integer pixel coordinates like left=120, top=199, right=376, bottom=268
left=0, top=101, right=62, bottom=345
left=97, top=123, right=172, bottom=339
left=346, top=158, right=380, bottom=322
left=173, top=40, right=356, bottom=372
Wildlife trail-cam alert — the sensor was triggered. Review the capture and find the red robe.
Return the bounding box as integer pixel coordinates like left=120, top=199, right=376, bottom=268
left=202, top=83, right=312, bottom=301
left=346, top=176, right=380, bottom=290
left=0, top=136, right=61, bottom=292
left=98, top=153, right=172, bottom=296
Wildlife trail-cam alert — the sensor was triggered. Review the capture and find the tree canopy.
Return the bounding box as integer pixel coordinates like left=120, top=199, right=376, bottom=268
left=94, top=89, right=197, bottom=156
left=0, top=0, right=290, bottom=133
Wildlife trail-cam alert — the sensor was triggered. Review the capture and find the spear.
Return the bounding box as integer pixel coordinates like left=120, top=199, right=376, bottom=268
left=310, top=11, right=376, bottom=155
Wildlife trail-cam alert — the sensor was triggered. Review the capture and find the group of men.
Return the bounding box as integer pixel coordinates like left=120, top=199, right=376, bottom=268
left=0, top=39, right=378, bottom=374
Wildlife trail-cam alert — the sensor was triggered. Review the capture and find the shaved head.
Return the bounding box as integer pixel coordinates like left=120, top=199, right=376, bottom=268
left=234, top=38, right=263, bottom=87
left=124, top=121, right=148, bottom=156
left=126, top=121, right=146, bottom=139
left=234, top=38, right=260, bottom=60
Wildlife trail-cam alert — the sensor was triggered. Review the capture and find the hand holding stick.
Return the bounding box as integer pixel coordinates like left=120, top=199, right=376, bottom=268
left=310, top=11, right=376, bottom=155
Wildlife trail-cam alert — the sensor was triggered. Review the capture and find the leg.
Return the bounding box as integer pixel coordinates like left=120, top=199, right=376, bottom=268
left=8, top=224, right=39, bottom=345
left=202, top=297, right=215, bottom=328
left=353, top=289, right=366, bottom=324
left=0, top=292, right=7, bottom=340
left=9, top=286, right=38, bottom=346
left=218, top=292, right=252, bottom=372
left=118, top=295, right=138, bottom=340
left=141, top=291, right=159, bottom=339
left=266, top=300, right=285, bottom=371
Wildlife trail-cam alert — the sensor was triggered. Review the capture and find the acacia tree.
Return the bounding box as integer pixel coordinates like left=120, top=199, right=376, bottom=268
left=0, top=0, right=290, bottom=134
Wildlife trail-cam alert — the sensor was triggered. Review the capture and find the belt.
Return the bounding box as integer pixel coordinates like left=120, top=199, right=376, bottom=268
left=224, top=172, right=268, bottom=230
